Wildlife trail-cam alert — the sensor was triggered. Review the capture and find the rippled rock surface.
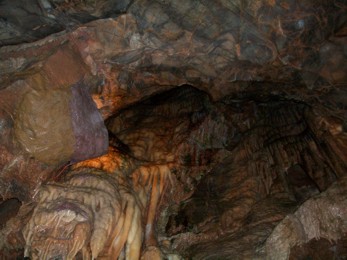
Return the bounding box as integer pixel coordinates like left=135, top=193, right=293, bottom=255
left=0, top=0, right=347, bottom=259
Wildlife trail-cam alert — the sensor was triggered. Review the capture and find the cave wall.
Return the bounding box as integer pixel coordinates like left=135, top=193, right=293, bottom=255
left=0, top=0, right=347, bottom=259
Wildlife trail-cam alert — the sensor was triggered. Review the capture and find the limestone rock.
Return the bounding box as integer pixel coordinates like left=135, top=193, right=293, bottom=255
left=266, top=176, right=347, bottom=260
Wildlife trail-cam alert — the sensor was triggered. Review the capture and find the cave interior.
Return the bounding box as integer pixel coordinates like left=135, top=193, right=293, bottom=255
left=0, top=0, right=347, bottom=259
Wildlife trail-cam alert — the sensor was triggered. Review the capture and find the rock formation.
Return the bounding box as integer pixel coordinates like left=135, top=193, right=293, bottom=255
left=0, top=0, right=346, bottom=259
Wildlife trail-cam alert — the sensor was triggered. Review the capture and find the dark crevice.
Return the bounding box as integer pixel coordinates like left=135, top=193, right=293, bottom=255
left=0, top=198, right=21, bottom=229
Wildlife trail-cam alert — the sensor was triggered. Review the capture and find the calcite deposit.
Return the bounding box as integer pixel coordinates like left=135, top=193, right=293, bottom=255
left=0, top=0, right=347, bottom=259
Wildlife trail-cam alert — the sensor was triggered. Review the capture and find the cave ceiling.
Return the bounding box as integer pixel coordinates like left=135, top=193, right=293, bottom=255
left=0, top=0, right=347, bottom=259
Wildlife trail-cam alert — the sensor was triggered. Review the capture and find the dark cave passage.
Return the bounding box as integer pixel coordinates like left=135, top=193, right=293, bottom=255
left=0, top=0, right=347, bottom=259
left=101, top=85, right=346, bottom=259
left=0, top=75, right=347, bottom=260
left=1, top=82, right=347, bottom=259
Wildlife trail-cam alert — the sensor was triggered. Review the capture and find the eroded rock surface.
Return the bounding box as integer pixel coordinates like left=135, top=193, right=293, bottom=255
left=0, top=0, right=347, bottom=259
left=266, top=175, right=347, bottom=260
left=23, top=168, right=142, bottom=259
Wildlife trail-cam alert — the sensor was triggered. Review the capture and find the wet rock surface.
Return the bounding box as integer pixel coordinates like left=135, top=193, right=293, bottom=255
left=0, top=0, right=347, bottom=259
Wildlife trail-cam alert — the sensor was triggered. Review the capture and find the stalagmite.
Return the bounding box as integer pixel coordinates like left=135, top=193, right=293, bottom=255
left=22, top=144, right=174, bottom=259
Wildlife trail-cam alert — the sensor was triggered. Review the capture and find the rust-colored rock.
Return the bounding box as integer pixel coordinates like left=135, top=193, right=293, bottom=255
left=0, top=0, right=347, bottom=259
